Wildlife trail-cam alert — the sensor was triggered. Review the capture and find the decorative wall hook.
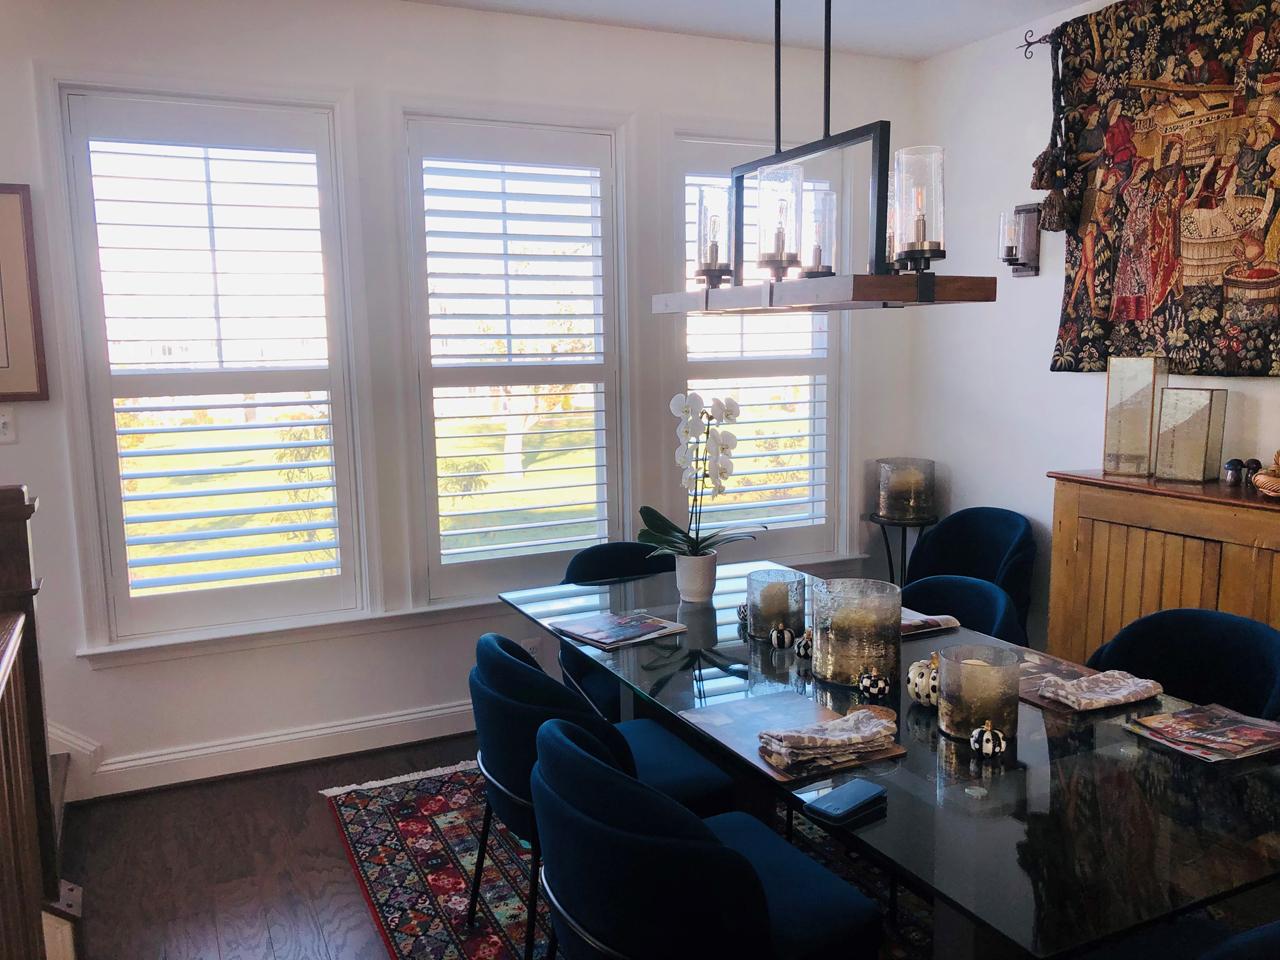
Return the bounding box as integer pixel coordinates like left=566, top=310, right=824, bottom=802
left=1019, top=29, right=1053, bottom=60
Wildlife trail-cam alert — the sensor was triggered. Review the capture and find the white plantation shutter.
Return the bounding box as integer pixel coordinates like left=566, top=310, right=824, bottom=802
left=408, top=117, right=618, bottom=598
left=66, top=92, right=360, bottom=640
left=678, top=146, right=841, bottom=559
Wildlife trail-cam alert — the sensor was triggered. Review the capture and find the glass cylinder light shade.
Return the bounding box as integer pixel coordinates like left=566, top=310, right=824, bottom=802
left=876, top=457, right=936, bottom=521
left=756, top=163, right=802, bottom=271
left=998, top=211, right=1018, bottom=263
left=884, top=169, right=898, bottom=266
left=803, top=189, right=838, bottom=274
left=938, top=644, right=1020, bottom=742
left=894, top=146, right=945, bottom=260
left=696, top=184, right=730, bottom=270
left=746, top=569, right=805, bottom=640
left=812, top=579, right=901, bottom=687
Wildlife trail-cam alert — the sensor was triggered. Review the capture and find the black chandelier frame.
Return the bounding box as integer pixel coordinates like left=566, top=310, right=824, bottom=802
left=726, top=0, right=894, bottom=284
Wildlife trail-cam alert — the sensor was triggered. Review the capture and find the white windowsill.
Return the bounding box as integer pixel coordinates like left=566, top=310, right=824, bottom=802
left=75, top=551, right=870, bottom=670
left=76, top=594, right=514, bottom=670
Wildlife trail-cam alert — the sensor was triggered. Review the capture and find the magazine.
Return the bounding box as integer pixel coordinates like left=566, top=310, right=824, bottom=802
left=1125, top=704, right=1280, bottom=762
left=900, top=609, right=960, bottom=637
left=550, top=611, right=687, bottom=650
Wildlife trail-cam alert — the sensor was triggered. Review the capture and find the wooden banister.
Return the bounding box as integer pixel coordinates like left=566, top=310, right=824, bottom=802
left=1, top=609, right=47, bottom=960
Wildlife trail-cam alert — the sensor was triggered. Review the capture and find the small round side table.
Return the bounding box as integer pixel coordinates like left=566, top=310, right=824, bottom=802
left=869, top=514, right=938, bottom=586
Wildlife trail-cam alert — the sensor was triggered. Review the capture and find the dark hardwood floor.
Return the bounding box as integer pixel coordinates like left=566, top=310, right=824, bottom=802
left=61, top=734, right=478, bottom=960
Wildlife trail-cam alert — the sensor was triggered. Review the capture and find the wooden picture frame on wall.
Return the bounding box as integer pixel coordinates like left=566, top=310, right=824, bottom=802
left=0, top=184, right=47, bottom=401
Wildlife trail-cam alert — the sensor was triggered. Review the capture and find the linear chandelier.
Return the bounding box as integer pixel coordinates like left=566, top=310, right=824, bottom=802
left=653, top=0, right=997, bottom=315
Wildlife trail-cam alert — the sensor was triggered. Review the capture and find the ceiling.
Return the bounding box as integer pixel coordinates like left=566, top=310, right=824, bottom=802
left=408, top=0, right=1086, bottom=61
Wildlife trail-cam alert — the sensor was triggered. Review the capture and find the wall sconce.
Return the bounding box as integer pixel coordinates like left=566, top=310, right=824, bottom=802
left=997, top=203, right=1042, bottom=277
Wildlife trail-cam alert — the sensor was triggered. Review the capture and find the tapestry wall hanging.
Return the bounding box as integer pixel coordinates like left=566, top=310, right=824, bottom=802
left=1046, top=0, right=1280, bottom=376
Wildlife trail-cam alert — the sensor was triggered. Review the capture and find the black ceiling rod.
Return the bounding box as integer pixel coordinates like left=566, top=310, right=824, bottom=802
left=774, top=0, right=783, bottom=154
left=823, top=0, right=832, bottom=138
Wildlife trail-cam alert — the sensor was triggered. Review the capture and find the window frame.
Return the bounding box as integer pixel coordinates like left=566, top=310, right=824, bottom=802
left=404, top=115, right=623, bottom=601
left=62, top=89, right=365, bottom=643
left=668, top=135, right=849, bottom=562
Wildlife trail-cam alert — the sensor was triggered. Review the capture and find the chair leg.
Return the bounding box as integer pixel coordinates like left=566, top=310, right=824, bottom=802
left=467, top=800, right=493, bottom=926
left=785, top=806, right=794, bottom=841
left=547, top=926, right=558, bottom=960
left=525, top=838, right=542, bottom=960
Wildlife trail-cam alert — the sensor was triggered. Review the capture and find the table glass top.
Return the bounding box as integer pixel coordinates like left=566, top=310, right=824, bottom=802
left=500, top=561, right=1280, bottom=958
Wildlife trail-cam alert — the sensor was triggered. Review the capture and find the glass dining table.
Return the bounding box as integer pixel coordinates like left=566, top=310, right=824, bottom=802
left=500, top=560, right=1280, bottom=959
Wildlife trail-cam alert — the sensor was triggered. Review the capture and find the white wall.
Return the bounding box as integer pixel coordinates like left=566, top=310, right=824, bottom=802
left=911, top=1, right=1280, bottom=645
left=1, top=0, right=919, bottom=796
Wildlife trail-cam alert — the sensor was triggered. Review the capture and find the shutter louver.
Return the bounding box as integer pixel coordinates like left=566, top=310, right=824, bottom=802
left=115, top=392, right=340, bottom=595
left=432, top=383, right=608, bottom=564
left=424, top=159, right=604, bottom=365
left=688, top=376, right=827, bottom=531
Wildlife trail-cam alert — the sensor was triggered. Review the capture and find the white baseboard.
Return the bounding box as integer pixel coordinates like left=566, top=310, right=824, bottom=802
left=46, top=721, right=104, bottom=803
left=82, top=700, right=475, bottom=798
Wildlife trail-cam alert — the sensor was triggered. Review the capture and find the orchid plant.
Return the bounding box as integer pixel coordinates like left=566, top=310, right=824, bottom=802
left=638, top=392, right=764, bottom=558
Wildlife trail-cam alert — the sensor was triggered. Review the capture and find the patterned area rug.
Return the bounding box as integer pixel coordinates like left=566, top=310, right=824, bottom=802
left=326, top=761, right=932, bottom=959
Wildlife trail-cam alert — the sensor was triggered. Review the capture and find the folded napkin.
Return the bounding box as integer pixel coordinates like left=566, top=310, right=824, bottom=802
left=1038, top=670, right=1163, bottom=712
left=759, top=706, right=897, bottom=773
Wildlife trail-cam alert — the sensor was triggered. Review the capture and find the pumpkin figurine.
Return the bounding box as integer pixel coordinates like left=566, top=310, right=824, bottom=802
left=769, top=622, right=795, bottom=649
left=794, top=628, right=813, bottom=659
left=907, top=651, right=940, bottom=707
left=969, top=720, right=1006, bottom=759
left=858, top=667, right=890, bottom=700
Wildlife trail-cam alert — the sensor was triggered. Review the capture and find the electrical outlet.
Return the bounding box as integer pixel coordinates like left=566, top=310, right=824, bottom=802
left=0, top=406, right=15, bottom=444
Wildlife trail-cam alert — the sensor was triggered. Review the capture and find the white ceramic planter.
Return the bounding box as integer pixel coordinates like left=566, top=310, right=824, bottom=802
left=675, top=551, right=717, bottom=602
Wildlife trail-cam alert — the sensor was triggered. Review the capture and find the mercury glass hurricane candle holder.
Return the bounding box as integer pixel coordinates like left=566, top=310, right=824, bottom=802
left=812, top=578, right=901, bottom=687
left=876, top=457, right=935, bottom=521
left=746, top=569, right=806, bottom=640
left=937, top=644, right=1020, bottom=742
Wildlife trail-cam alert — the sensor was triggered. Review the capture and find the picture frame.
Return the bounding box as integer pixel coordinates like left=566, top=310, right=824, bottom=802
left=0, top=184, right=48, bottom=401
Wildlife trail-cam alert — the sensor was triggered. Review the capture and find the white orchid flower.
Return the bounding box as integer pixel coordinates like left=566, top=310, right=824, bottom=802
left=675, top=418, right=694, bottom=444
left=723, top=397, right=741, bottom=422
left=669, top=393, right=689, bottom=418
left=705, top=426, right=720, bottom=457
left=675, top=442, right=692, bottom=467
left=712, top=476, right=726, bottom=496
left=718, top=430, right=737, bottom=451
left=717, top=454, right=735, bottom=478
left=710, top=398, right=726, bottom=421
left=680, top=466, right=698, bottom=492
left=686, top=392, right=704, bottom=415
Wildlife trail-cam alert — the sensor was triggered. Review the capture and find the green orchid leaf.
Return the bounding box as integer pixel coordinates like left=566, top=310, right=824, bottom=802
left=638, top=505, right=690, bottom=540
left=637, top=528, right=689, bottom=549
left=698, top=533, right=758, bottom=550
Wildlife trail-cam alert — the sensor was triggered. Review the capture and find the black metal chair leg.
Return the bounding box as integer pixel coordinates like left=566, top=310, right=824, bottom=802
left=467, top=800, right=493, bottom=926
left=878, top=523, right=896, bottom=585
left=547, top=926, right=558, bottom=960
left=525, top=838, right=542, bottom=960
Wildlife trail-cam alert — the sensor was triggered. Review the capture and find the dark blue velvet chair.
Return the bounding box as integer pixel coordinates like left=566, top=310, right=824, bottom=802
left=561, top=541, right=674, bottom=585
left=901, top=574, right=1027, bottom=646
left=905, top=507, right=1036, bottom=628
left=468, top=634, right=734, bottom=959
left=560, top=542, right=675, bottom=722
left=531, top=718, right=882, bottom=960
left=1087, top=609, right=1280, bottom=720
left=1202, top=921, right=1280, bottom=959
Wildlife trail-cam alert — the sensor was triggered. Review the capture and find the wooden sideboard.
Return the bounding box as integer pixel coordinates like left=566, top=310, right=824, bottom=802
left=1047, top=469, right=1280, bottom=663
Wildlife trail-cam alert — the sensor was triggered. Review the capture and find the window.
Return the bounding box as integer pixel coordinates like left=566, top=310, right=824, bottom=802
left=678, top=140, right=841, bottom=558
left=408, top=118, right=618, bottom=598
left=65, top=92, right=360, bottom=640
